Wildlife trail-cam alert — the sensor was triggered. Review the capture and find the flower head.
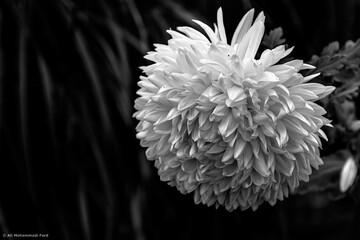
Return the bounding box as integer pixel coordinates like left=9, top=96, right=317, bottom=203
left=134, top=8, right=335, bottom=211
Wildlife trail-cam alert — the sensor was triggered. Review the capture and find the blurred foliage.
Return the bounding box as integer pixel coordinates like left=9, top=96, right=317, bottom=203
left=297, top=39, right=360, bottom=203
left=0, top=0, right=144, bottom=239
left=0, top=0, right=360, bottom=240
left=262, top=27, right=286, bottom=49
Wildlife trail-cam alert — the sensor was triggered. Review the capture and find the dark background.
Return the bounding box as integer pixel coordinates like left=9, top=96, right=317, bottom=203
left=0, top=0, right=359, bottom=239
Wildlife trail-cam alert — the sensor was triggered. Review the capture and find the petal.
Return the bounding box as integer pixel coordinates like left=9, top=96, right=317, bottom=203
left=223, top=161, right=238, bottom=176
left=166, top=29, right=187, bottom=39
left=289, top=87, right=319, bottom=100
left=282, top=117, right=308, bottom=136
left=177, top=26, right=209, bottom=42
left=251, top=170, right=266, bottom=186
left=258, top=45, right=293, bottom=68
left=243, top=145, right=254, bottom=169
left=177, top=93, right=197, bottom=111
left=317, top=129, right=328, bottom=141
left=193, top=20, right=218, bottom=43
left=303, top=73, right=320, bottom=82
left=289, top=111, right=311, bottom=126
left=301, top=63, right=316, bottom=70
left=182, top=159, right=198, bottom=173
left=298, top=83, right=335, bottom=99
left=219, top=114, right=232, bottom=136
left=275, top=154, right=294, bottom=177
left=237, top=19, right=265, bottom=61
left=260, top=122, right=276, bottom=137
left=284, top=60, right=303, bottom=71
left=234, top=138, right=247, bottom=160
left=275, top=121, right=288, bottom=147
left=207, top=144, right=225, bottom=154
left=253, top=154, right=270, bottom=177
left=340, top=155, right=358, bottom=192
left=176, top=48, right=197, bottom=74
left=227, top=86, right=246, bottom=101
left=231, top=9, right=255, bottom=46
left=267, top=65, right=296, bottom=82
left=222, top=147, right=234, bottom=162
left=217, top=8, right=227, bottom=43
left=202, top=85, right=221, bottom=99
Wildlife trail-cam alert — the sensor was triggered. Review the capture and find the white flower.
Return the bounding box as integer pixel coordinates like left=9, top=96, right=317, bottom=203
left=134, top=8, right=335, bottom=211
left=340, top=155, right=358, bottom=192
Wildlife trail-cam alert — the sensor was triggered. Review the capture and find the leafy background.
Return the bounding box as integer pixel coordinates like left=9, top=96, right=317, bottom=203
left=0, top=0, right=359, bottom=240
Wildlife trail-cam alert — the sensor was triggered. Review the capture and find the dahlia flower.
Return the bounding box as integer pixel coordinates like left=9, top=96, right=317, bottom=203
left=134, top=8, right=335, bottom=211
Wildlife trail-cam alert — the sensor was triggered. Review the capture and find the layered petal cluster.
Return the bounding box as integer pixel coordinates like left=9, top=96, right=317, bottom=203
left=134, top=8, right=335, bottom=211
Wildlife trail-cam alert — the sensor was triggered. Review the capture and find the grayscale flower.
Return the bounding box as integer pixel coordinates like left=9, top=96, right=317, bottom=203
left=134, top=8, right=335, bottom=211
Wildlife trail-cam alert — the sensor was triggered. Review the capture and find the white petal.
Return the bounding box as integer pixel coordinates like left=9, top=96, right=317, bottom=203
left=340, top=155, right=358, bottom=192
left=259, top=45, right=293, bottom=69
left=254, top=154, right=270, bottom=177
left=193, top=20, right=218, bottom=43
left=177, top=26, right=209, bottom=42
left=253, top=11, right=265, bottom=24
left=166, top=29, right=187, bottom=39
left=289, top=111, right=311, bottom=126
left=255, top=71, right=279, bottom=84
left=289, top=87, right=318, bottom=100
left=284, top=60, right=303, bottom=71
left=222, top=147, right=234, bottom=162
left=201, top=85, right=220, bottom=99
left=303, top=73, right=320, bottom=82
left=217, top=8, right=227, bottom=43
left=176, top=48, right=197, bottom=74
left=231, top=9, right=255, bottom=46
left=219, top=114, right=232, bottom=136
left=227, top=86, right=245, bottom=101
left=276, top=121, right=288, bottom=147
left=207, top=144, right=225, bottom=154
left=297, top=83, right=335, bottom=99
left=317, top=129, right=328, bottom=141
left=301, top=63, right=316, bottom=70
left=237, top=20, right=265, bottom=61
left=177, top=93, right=197, bottom=111
left=234, top=138, right=247, bottom=159
left=275, top=154, right=294, bottom=177
left=267, top=65, right=296, bottom=82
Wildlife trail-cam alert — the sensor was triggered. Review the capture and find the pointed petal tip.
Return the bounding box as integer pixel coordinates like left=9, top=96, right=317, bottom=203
left=301, top=63, right=316, bottom=70
left=254, top=11, right=266, bottom=23
left=192, top=19, right=218, bottom=43
left=230, top=8, right=255, bottom=46
left=304, top=72, right=321, bottom=82
left=217, top=7, right=227, bottom=43
left=286, top=46, right=295, bottom=54
left=328, top=85, right=336, bottom=92
left=258, top=11, right=266, bottom=20
left=248, top=8, right=255, bottom=13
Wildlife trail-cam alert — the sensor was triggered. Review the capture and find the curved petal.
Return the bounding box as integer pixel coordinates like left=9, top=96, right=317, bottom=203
left=177, top=26, right=210, bottom=42
left=217, top=8, right=227, bottom=43
left=231, top=9, right=255, bottom=46
left=193, top=20, right=218, bottom=43
left=236, top=19, right=265, bottom=61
